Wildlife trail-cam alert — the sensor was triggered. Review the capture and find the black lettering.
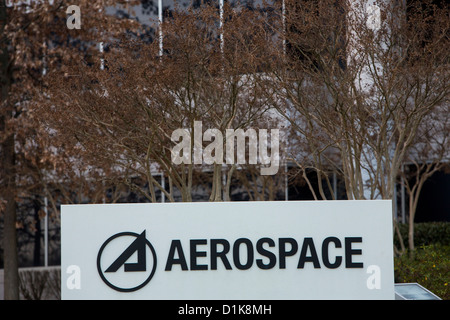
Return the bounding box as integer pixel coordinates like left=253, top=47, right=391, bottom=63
left=211, top=239, right=232, bottom=270
left=165, top=240, right=188, bottom=271
left=322, top=237, right=342, bottom=269
left=256, top=238, right=276, bottom=269
left=298, top=238, right=320, bottom=268
left=279, top=238, right=298, bottom=269
left=345, top=237, right=363, bottom=268
left=233, top=238, right=254, bottom=270
left=190, top=239, right=208, bottom=270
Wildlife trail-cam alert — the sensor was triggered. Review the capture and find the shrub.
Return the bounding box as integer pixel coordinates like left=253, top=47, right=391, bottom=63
left=394, top=222, right=450, bottom=249
left=394, top=244, right=450, bottom=300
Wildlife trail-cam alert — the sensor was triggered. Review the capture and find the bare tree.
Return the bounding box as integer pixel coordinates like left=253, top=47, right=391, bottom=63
left=400, top=102, right=449, bottom=254
left=41, top=3, right=281, bottom=203
left=1, top=0, right=141, bottom=299
left=263, top=0, right=448, bottom=255
left=268, top=0, right=448, bottom=200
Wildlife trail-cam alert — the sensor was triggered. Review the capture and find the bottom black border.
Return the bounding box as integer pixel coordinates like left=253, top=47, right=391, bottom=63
left=1, top=299, right=445, bottom=318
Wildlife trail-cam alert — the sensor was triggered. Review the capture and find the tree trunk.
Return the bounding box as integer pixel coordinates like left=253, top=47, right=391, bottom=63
left=2, top=135, right=19, bottom=300
left=408, top=215, right=415, bottom=255
left=1, top=0, right=19, bottom=300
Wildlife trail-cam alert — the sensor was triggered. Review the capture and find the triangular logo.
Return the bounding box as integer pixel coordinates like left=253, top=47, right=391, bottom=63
left=105, top=230, right=147, bottom=272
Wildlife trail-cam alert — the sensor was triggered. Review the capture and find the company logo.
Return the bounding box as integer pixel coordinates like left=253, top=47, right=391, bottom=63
left=93, top=231, right=383, bottom=295
left=97, top=230, right=157, bottom=292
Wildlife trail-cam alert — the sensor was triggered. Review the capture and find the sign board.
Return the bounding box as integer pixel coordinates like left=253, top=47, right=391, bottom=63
left=61, top=200, right=395, bottom=299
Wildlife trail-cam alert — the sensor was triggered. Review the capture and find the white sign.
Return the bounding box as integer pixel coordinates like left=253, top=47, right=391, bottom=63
left=61, top=200, right=395, bottom=299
